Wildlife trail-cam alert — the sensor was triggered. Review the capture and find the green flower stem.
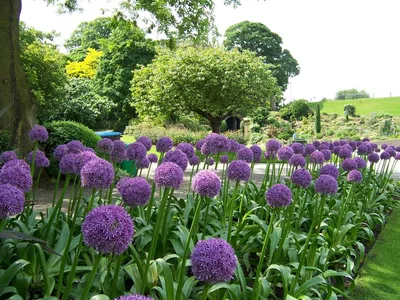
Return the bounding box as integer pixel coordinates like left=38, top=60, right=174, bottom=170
left=333, top=184, right=355, bottom=246
left=86, top=188, right=97, bottom=213
left=227, top=181, right=240, bottom=244
left=276, top=162, right=286, bottom=182
left=201, top=283, right=211, bottom=300
left=161, top=189, right=174, bottom=247
left=146, top=164, right=152, bottom=180
left=201, top=197, right=211, bottom=240
left=145, top=182, right=156, bottom=223
left=62, top=234, right=84, bottom=300
left=67, top=175, right=78, bottom=219
left=108, top=182, right=115, bottom=204
left=214, top=153, right=220, bottom=170
left=31, top=167, right=42, bottom=211
left=52, top=169, right=62, bottom=207
left=188, top=166, right=195, bottom=193
left=109, top=254, right=124, bottom=300
left=79, top=253, right=102, bottom=300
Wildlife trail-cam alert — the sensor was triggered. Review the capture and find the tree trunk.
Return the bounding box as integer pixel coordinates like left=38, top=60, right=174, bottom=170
left=0, top=0, right=36, bottom=154
left=209, top=117, right=222, bottom=134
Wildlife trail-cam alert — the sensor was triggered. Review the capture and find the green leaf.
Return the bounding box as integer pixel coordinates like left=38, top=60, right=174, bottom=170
left=0, top=259, right=30, bottom=295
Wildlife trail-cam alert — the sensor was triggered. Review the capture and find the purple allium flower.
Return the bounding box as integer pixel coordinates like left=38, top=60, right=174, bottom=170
left=236, top=147, right=254, bottom=163
left=313, top=140, right=321, bottom=149
left=347, top=170, right=363, bottom=183
left=227, top=160, right=251, bottom=182
left=28, top=125, right=48, bottom=142
left=315, top=175, right=338, bottom=195
left=204, top=133, right=230, bottom=154
left=291, top=169, right=312, bottom=188
left=349, top=141, right=357, bottom=151
left=333, top=140, right=340, bottom=147
left=395, top=153, right=400, bottom=160
left=229, top=139, right=241, bottom=153
left=319, top=142, right=330, bottom=150
left=320, top=149, right=332, bottom=161
left=305, top=144, right=317, bottom=156
left=266, top=184, right=292, bottom=207
left=126, top=142, right=147, bottom=161
left=289, top=154, right=306, bottom=168
left=113, top=140, right=126, bottom=153
left=374, top=148, right=381, bottom=153
left=365, top=143, right=373, bottom=154
left=84, top=147, right=96, bottom=153
left=117, top=177, right=151, bottom=207
left=309, top=151, right=325, bottom=165
left=381, top=143, right=388, bottom=150
left=201, top=143, right=211, bottom=156
left=97, top=138, right=114, bottom=153
left=357, top=144, right=368, bottom=155
left=277, top=146, right=294, bottom=161
left=66, top=140, right=84, bottom=154
left=320, top=164, right=339, bottom=179
left=191, top=238, right=237, bottom=284
left=81, top=158, right=114, bottom=189
left=290, top=142, right=304, bottom=154
left=137, top=157, right=150, bottom=169
left=53, top=145, right=68, bottom=161
left=220, top=155, right=229, bottom=164
left=163, top=149, right=188, bottom=171
left=368, top=153, right=380, bottom=163
left=338, top=147, right=352, bottom=159
left=82, top=205, right=134, bottom=254
left=189, top=155, right=200, bottom=166
left=380, top=151, right=390, bottom=160
left=75, top=151, right=99, bottom=173
left=266, top=139, right=282, bottom=153
left=342, top=158, right=357, bottom=172
left=59, top=154, right=79, bottom=175
left=388, top=149, right=396, bottom=157
left=362, top=137, right=370, bottom=142
left=333, top=146, right=340, bottom=156
left=27, top=150, right=50, bottom=168
left=196, top=139, right=205, bottom=151
left=115, top=295, right=153, bottom=300
left=156, top=137, right=173, bottom=153
left=191, top=170, right=221, bottom=198
left=136, top=136, right=152, bottom=151
left=395, top=146, right=400, bottom=152
left=207, top=157, right=215, bottom=166
left=154, top=162, right=184, bottom=189
left=176, top=143, right=195, bottom=159
left=250, top=145, right=262, bottom=162
left=111, top=140, right=127, bottom=163
left=0, top=160, right=32, bottom=193
left=0, top=184, right=24, bottom=219
left=354, top=157, right=367, bottom=169
left=147, top=153, right=158, bottom=164
left=0, top=151, right=17, bottom=164
left=264, top=151, right=276, bottom=160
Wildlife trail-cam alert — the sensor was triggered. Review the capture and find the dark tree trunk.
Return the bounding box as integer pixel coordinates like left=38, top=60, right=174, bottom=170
left=210, top=117, right=222, bottom=134
left=0, top=0, right=36, bottom=153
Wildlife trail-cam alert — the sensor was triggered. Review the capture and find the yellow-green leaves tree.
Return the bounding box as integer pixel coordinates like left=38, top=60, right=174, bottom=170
left=66, top=48, right=102, bottom=78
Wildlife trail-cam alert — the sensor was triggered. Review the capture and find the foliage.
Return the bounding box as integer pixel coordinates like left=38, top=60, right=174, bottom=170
left=0, top=131, right=13, bottom=152
left=132, top=46, right=279, bottom=132
left=281, top=100, right=311, bottom=121
left=223, top=130, right=248, bottom=144
left=249, top=106, right=270, bottom=127
left=315, top=104, right=321, bottom=133
left=344, top=104, right=356, bottom=117
left=65, top=48, right=102, bottom=78
left=224, top=21, right=300, bottom=90
left=336, top=88, right=370, bottom=100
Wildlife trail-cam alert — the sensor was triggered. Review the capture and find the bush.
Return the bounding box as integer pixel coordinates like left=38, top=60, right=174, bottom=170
left=250, top=133, right=263, bottom=144
left=0, top=130, right=13, bottom=153
left=344, top=104, right=356, bottom=117
left=249, top=106, right=270, bottom=127
left=280, top=100, right=311, bottom=121
left=223, top=130, right=248, bottom=144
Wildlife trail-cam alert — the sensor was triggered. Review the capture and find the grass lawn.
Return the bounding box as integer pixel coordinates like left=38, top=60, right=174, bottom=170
left=308, top=97, right=400, bottom=116
left=352, top=207, right=400, bottom=300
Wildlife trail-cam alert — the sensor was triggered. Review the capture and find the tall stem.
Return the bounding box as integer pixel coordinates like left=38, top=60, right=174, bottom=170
left=79, top=253, right=102, bottom=300
left=227, top=181, right=240, bottom=244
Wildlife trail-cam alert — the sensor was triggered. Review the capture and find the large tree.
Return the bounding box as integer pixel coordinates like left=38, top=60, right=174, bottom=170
left=224, top=21, right=300, bottom=91
left=131, top=47, right=280, bottom=133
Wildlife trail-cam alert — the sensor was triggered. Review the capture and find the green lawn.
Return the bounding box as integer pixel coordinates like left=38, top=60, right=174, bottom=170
left=308, top=97, right=400, bottom=116
left=352, top=207, right=400, bottom=300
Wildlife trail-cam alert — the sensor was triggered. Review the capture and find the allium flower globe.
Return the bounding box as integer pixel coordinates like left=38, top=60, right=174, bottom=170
left=0, top=160, right=32, bottom=192
left=27, top=150, right=50, bottom=168
left=320, top=149, right=332, bottom=161
left=309, top=151, right=325, bottom=164
left=81, top=158, right=114, bottom=189
left=191, top=238, right=237, bottom=284
left=291, top=169, right=312, bottom=188
left=368, top=152, right=380, bottom=163
left=97, top=138, right=114, bottom=153
left=236, top=147, right=254, bottom=163
left=176, top=143, right=195, bottom=158
left=136, top=136, right=152, bottom=151
left=347, top=170, right=363, bottom=183
left=82, top=205, right=134, bottom=254
left=338, top=147, right=352, bottom=159
left=313, top=140, right=321, bottom=149
left=227, top=160, right=251, bottom=182
left=59, top=154, right=79, bottom=175
left=0, top=151, right=17, bottom=164
left=357, top=144, right=368, bottom=155
left=290, top=142, right=304, bottom=154
left=28, top=125, right=48, bottom=142
left=289, top=154, right=306, bottom=168
left=201, top=143, right=211, bottom=156
left=381, top=143, right=388, bottom=150
left=305, top=144, right=317, bottom=156
left=53, top=145, right=68, bottom=161
left=250, top=145, right=262, bottom=162
left=315, top=175, right=338, bottom=195
left=205, top=133, right=230, bottom=154
left=266, top=184, right=292, bottom=207
left=196, top=139, right=205, bottom=151
left=191, top=170, right=221, bottom=198
left=380, top=151, right=390, bottom=160
left=277, top=146, right=294, bottom=161
left=126, top=142, right=147, bottom=161
left=154, top=162, right=184, bottom=189
left=75, top=151, right=99, bottom=172
left=220, top=155, right=229, bottom=164
left=266, top=139, right=282, bottom=153
left=349, top=141, right=357, bottom=151
left=354, top=157, right=367, bottom=169
left=342, top=158, right=357, bottom=172
left=2, top=159, right=30, bottom=171
left=189, top=155, right=200, bottom=166
left=115, top=295, right=153, bottom=300
left=229, top=139, right=241, bottom=153
left=163, top=149, right=188, bottom=171
left=117, top=177, right=151, bottom=207
left=66, top=140, right=84, bottom=154
left=137, top=157, right=150, bottom=169
left=264, top=151, right=276, bottom=160
left=111, top=140, right=127, bottom=163
left=0, top=184, right=25, bottom=219
left=207, top=157, right=214, bottom=166
left=147, top=153, right=158, bottom=164
left=156, top=137, right=173, bottom=153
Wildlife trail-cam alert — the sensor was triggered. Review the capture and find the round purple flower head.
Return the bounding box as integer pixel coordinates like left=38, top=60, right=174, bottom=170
left=66, top=140, right=84, bottom=154
left=53, top=145, right=68, bottom=161
left=315, top=175, right=338, bottom=195
left=266, top=139, right=282, bottom=153
left=111, top=140, right=127, bottom=163
left=349, top=141, right=357, bottom=151
left=27, top=150, right=50, bottom=168
left=291, top=169, right=312, bottom=188
left=277, top=146, right=294, bottom=161
left=264, top=151, right=276, bottom=160
left=155, top=162, right=184, bottom=189
left=347, top=170, right=363, bottom=183
left=342, top=158, right=357, bottom=172
left=191, top=170, right=221, bottom=198
left=320, top=149, right=332, bottom=161
left=147, top=153, right=158, bottom=164
left=117, top=177, right=151, bottom=207
left=59, top=153, right=79, bottom=175
left=28, top=125, right=48, bottom=142
left=229, top=139, right=241, bottom=153
left=207, top=157, right=215, bottom=166
left=381, top=143, right=388, bottom=150
left=0, top=184, right=25, bottom=219
left=309, top=151, right=325, bottom=165
left=333, top=140, right=340, bottom=147
left=82, top=205, right=134, bottom=254
left=362, top=137, right=370, bottom=142
left=205, top=133, right=230, bottom=154
left=176, top=143, right=195, bottom=159
left=201, top=143, right=211, bottom=156
left=115, top=294, right=153, bottom=300
left=380, top=151, right=390, bottom=160
left=395, top=146, right=400, bottom=152
left=313, top=140, right=321, bottom=149
left=189, top=155, right=200, bottom=166
left=0, top=160, right=32, bottom=193
left=136, top=136, right=152, bottom=151
left=127, top=142, right=147, bottom=161
left=220, top=155, right=229, bottom=164
left=191, top=238, right=237, bottom=284
left=84, top=147, right=96, bottom=153
left=395, top=153, right=400, bottom=160
left=338, top=147, right=352, bottom=159
left=354, top=157, right=367, bottom=169
left=289, top=154, right=306, bottom=168
left=320, top=164, right=339, bottom=179
left=0, top=151, right=17, bottom=164
left=227, top=160, right=251, bottom=182
left=236, top=147, right=254, bottom=163
left=97, top=138, right=114, bottom=153
left=156, top=137, right=173, bottom=153
left=290, top=142, right=304, bottom=155
left=250, top=145, right=262, bottom=162
left=81, top=158, right=114, bottom=189
left=368, top=152, right=380, bottom=163
left=163, top=149, right=188, bottom=171
left=357, top=144, right=368, bottom=155
left=388, top=149, right=396, bottom=157
left=75, top=151, right=98, bottom=173
left=137, top=157, right=150, bottom=169
left=196, top=139, right=205, bottom=151
left=305, top=144, right=316, bottom=156
left=374, top=148, right=381, bottom=153
left=320, top=142, right=330, bottom=150
left=266, top=184, right=292, bottom=207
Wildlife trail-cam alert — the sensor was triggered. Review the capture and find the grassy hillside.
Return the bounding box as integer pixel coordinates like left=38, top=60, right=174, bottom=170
left=308, top=97, right=400, bottom=116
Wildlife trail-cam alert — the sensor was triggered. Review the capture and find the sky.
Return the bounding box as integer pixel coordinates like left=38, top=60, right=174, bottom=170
left=21, top=0, right=400, bottom=102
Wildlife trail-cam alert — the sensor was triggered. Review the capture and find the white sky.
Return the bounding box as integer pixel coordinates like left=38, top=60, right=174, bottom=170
left=21, top=0, right=400, bottom=101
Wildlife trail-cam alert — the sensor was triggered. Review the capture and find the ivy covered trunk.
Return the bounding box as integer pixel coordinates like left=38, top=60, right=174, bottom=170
left=0, top=0, right=36, bottom=153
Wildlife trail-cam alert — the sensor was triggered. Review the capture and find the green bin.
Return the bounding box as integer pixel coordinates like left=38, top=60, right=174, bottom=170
left=121, top=160, right=137, bottom=176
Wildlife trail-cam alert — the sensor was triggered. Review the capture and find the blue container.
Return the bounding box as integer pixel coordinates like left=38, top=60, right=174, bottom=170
left=95, top=131, right=122, bottom=140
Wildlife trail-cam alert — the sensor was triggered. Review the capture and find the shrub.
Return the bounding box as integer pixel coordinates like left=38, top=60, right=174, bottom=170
left=344, top=104, right=356, bottom=117
left=315, top=104, right=321, bottom=133
left=280, top=100, right=311, bottom=121
left=249, top=133, right=263, bottom=144
left=249, top=106, right=270, bottom=127
left=223, top=130, right=248, bottom=144
left=0, top=130, right=13, bottom=153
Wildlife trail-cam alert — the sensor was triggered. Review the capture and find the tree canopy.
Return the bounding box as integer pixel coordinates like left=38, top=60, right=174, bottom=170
left=335, top=88, right=370, bottom=100
left=224, top=21, right=299, bottom=91
left=66, top=48, right=102, bottom=78
left=131, top=46, right=280, bottom=133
